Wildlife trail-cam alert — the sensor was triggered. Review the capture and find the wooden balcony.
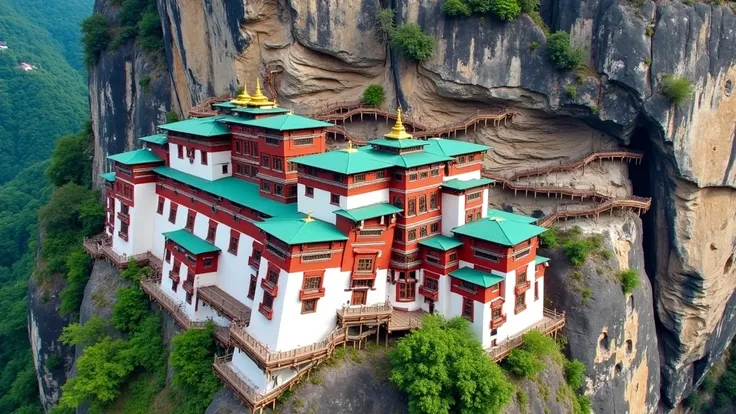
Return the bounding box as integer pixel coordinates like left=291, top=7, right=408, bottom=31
left=183, top=280, right=194, bottom=294
left=258, top=303, right=273, bottom=320
left=488, top=308, right=566, bottom=362
left=515, top=280, right=530, bottom=295
left=197, top=285, right=252, bottom=324
left=388, top=309, right=424, bottom=333
left=140, top=278, right=207, bottom=330
left=260, top=279, right=278, bottom=296
left=490, top=314, right=507, bottom=329
left=418, top=285, right=438, bottom=301
left=82, top=234, right=110, bottom=259
left=337, top=301, right=392, bottom=326
left=299, top=287, right=325, bottom=301
left=228, top=324, right=346, bottom=372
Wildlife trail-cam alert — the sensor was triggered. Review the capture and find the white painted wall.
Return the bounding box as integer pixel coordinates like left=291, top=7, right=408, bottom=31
left=481, top=188, right=489, bottom=218
left=387, top=269, right=423, bottom=311
left=368, top=269, right=389, bottom=305
left=297, top=184, right=389, bottom=224
left=492, top=261, right=544, bottom=348
left=111, top=182, right=156, bottom=257
left=168, top=143, right=232, bottom=181
left=444, top=169, right=481, bottom=182
left=344, top=188, right=389, bottom=210
left=441, top=193, right=464, bottom=236
left=230, top=349, right=300, bottom=395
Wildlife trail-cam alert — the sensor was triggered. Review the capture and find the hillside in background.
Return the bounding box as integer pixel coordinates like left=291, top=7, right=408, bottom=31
left=0, top=0, right=90, bottom=184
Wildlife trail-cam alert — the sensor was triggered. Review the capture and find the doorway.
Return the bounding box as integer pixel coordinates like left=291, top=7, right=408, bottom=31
left=351, top=290, right=367, bottom=305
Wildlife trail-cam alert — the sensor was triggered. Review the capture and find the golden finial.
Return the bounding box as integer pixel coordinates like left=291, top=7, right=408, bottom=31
left=247, top=78, right=274, bottom=107
left=303, top=212, right=315, bottom=222
left=383, top=106, right=413, bottom=140
left=345, top=140, right=358, bottom=153
left=287, top=109, right=294, bottom=115
left=230, top=84, right=251, bottom=106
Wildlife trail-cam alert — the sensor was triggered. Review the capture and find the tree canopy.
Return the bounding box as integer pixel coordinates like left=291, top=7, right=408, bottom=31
left=391, top=23, right=435, bottom=62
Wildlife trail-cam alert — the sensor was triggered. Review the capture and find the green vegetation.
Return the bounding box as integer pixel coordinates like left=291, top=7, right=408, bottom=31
left=505, top=349, right=544, bottom=377
left=391, top=23, right=435, bottom=62
left=618, top=269, right=639, bottom=294
left=80, top=13, right=111, bottom=65
left=490, top=0, right=522, bottom=21
left=363, top=84, right=385, bottom=106
left=390, top=314, right=513, bottom=414
left=544, top=226, right=604, bottom=266
left=644, top=57, right=652, bottom=66
left=529, top=41, right=539, bottom=51
left=529, top=11, right=550, bottom=36
left=442, top=0, right=472, bottom=17
left=566, top=84, right=578, bottom=99
left=646, top=24, right=655, bottom=37
left=139, top=75, right=152, bottom=93
left=519, top=0, right=540, bottom=13
left=590, top=104, right=599, bottom=114
left=564, top=359, right=586, bottom=392
left=166, top=110, right=180, bottom=123
left=546, top=31, right=584, bottom=70
left=661, top=74, right=694, bottom=107
left=375, top=8, right=396, bottom=43
left=170, top=323, right=221, bottom=413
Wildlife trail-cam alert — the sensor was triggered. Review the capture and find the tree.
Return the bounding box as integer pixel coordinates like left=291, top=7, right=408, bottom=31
left=46, top=129, right=92, bottom=187
left=59, top=248, right=93, bottom=315
left=442, top=0, right=472, bottom=17
left=391, top=24, right=435, bottom=62
left=564, top=359, right=586, bottom=392
left=363, top=84, right=385, bottom=106
left=170, top=323, right=221, bottom=413
left=519, top=0, right=540, bottom=13
left=390, top=315, right=513, bottom=414
left=504, top=349, right=544, bottom=377
left=60, top=316, right=108, bottom=348
left=491, top=0, right=521, bottom=21
left=81, top=13, right=112, bottom=65
left=546, top=31, right=584, bottom=70
left=375, top=8, right=396, bottom=43
left=661, top=74, right=694, bottom=107
left=467, top=0, right=493, bottom=13
left=112, top=288, right=150, bottom=334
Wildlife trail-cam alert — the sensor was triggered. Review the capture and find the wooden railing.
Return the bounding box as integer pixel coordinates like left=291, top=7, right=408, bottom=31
left=188, top=95, right=230, bottom=118
left=337, top=301, right=393, bottom=324
left=535, top=197, right=652, bottom=228
left=496, top=150, right=643, bottom=182
left=314, top=106, right=427, bottom=131
left=197, top=285, right=252, bottom=324
left=140, top=278, right=207, bottom=330
left=487, top=308, right=566, bottom=362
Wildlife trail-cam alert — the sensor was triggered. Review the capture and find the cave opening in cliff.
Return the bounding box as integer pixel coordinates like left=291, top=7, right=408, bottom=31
left=628, top=125, right=656, bottom=280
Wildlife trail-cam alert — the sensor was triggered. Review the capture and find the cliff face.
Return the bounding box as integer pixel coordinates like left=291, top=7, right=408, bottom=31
left=87, top=0, right=736, bottom=409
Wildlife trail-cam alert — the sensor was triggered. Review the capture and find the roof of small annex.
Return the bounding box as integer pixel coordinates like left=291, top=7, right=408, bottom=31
left=256, top=213, right=348, bottom=245
left=162, top=229, right=220, bottom=255
left=442, top=178, right=495, bottom=191
left=158, top=116, right=231, bottom=137
left=153, top=166, right=297, bottom=217
left=231, top=106, right=290, bottom=115
left=486, top=208, right=538, bottom=224
left=423, top=138, right=490, bottom=157
left=535, top=255, right=550, bottom=265
left=452, top=216, right=547, bottom=246
left=418, top=235, right=464, bottom=251
left=369, top=138, right=428, bottom=149
left=139, top=133, right=168, bottom=145
left=108, top=149, right=163, bottom=165
left=99, top=172, right=116, bottom=182
left=359, top=146, right=453, bottom=169
left=333, top=203, right=402, bottom=222
left=449, top=267, right=504, bottom=288
left=291, top=147, right=394, bottom=174
left=221, top=113, right=332, bottom=131
left=213, top=101, right=237, bottom=109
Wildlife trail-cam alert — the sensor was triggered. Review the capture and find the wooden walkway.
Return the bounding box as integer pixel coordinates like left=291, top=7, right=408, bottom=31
left=388, top=309, right=424, bottom=332
left=498, top=150, right=643, bottom=182
left=83, top=234, right=163, bottom=278
left=197, top=285, right=251, bottom=324
left=488, top=308, right=566, bottom=361
left=140, top=278, right=207, bottom=330
left=188, top=95, right=230, bottom=118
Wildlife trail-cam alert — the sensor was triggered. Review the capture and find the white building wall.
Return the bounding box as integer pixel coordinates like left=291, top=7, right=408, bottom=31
left=441, top=193, right=465, bottom=236
left=481, top=188, right=489, bottom=218
left=493, top=261, right=544, bottom=346
left=297, top=184, right=390, bottom=224
left=444, top=169, right=481, bottom=182
left=344, top=188, right=389, bottom=210
left=368, top=269, right=389, bottom=305
left=387, top=269, right=423, bottom=311
left=230, top=349, right=300, bottom=395
left=168, top=143, right=232, bottom=181
left=245, top=258, right=280, bottom=350
left=112, top=198, right=132, bottom=257
left=151, top=198, right=187, bottom=259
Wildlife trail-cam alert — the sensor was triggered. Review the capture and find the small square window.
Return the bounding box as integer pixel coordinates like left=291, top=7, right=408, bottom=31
left=306, top=186, right=314, bottom=197
left=301, top=299, right=317, bottom=314
left=222, top=165, right=229, bottom=174
left=330, top=193, right=340, bottom=205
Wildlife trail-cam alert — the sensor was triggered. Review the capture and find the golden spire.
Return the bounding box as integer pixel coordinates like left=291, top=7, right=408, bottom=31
left=303, top=211, right=315, bottom=222
left=383, top=107, right=413, bottom=140
left=248, top=78, right=274, bottom=107
left=345, top=140, right=358, bottom=153
left=230, top=84, right=251, bottom=106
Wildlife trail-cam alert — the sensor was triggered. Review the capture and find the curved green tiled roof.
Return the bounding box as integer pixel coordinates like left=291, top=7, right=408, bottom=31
left=486, top=208, right=538, bottom=224
left=452, top=216, right=546, bottom=246
left=334, top=203, right=402, bottom=222
left=159, top=116, right=231, bottom=137
left=423, top=138, right=490, bottom=157
left=221, top=113, right=332, bottom=131
left=449, top=267, right=504, bottom=288
left=369, top=138, right=428, bottom=149
left=535, top=255, right=550, bottom=265
left=442, top=178, right=494, bottom=191
left=162, top=229, right=220, bottom=255
left=99, top=172, right=116, bottom=182
left=139, top=134, right=168, bottom=145
left=359, top=147, right=453, bottom=169
left=230, top=107, right=291, bottom=115
left=292, top=149, right=394, bottom=174
left=418, top=235, right=464, bottom=251
left=107, top=149, right=163, bottom=165
left=256, top=214, right=348, bottom=245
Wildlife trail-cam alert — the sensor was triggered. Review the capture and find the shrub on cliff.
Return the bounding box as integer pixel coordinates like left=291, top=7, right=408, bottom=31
left=363, top=84, right=385, bottom=106
left=80, top=13, right=111, bottom=65
left=491, top=0, right=522, bottom=21
left=546, top=31, right=584, bottom=70
left=376, top=8, right=396, bottom=42
left=505, top=349, right=544, bottom=377
left=564, top=359, right=586, bottom=392
left=392, top=24, right=435, bottom=62
left=390, top=314, right=513, bottom=414
left=442, top=0, right=472, bottom=17
left=519, top=0, right=540, bottom=13
left=618, top=269, right=639, bottom=294
left=170, top=323, right=220, bottom=413
left=661, top=74, right=694, bottom=107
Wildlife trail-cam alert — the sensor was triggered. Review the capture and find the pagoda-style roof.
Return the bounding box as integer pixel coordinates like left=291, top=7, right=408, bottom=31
left=452, top=216, right=546, bottom=247
left=162, top=229, right=220, bottom=255
left=245, top=79, right=274, bottom=107
left=449, top=267, right=504, bottom=288
left=99, top=172, right=116, bottom=182
left=108, top=149, right=163, bottom=166
left=292, top=147, right=394, bottom=174
left=423, top=138, right=490, bottom=157
left=535, top=255, right=550, bottom=265
left=333, top=203, right=402, bottom=222
left=486, top=208, right=538, bottom=224
left=159, top=116, right=230, bottom=137
left=153, top=166, right=297, bottom=218
left=442, top=178, right=494, bottom=191
left=383, top=108, right=413, bottom=140
left=231, top=107, right=290, bottom=115
left=140, top=133, right=168, bottom=145
left=256, top=213, right=348, bottom=245
left=222, top=113, right=332, bottom=131
left=360, top=146, right=453, bottom=169
left=418, top=235, right=464, bottom=251
left=213, top=101, right=238, bottom=109
left=370, top=138, right=428, bottom=149
left=230, top=84, right=251, bottom=107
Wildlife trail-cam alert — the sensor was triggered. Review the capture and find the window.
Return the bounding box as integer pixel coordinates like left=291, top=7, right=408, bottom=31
left=408, top=199, right=416, bottom=215
left=462, top=298, right=473, bottom=321
left=354, top=173, right=366, bottom=183
left=121, top=204, right=130, bottom=216
left=420, top=171, right=429, bottom=179
left=228, top=234, right=239, bottom=254
left=236, top=163, right=246, bottom=175
left=306, top=186, right=314, bottom=197
left=398, top=281, right=416, bottom=301
left=394, top=229, right=404, bottom=243
left=165, top=249, right=171, bottom=263
left=376, top=170, right=385, bottom=178
left=265, top=137, right=279, bottom=146
left=177, top=145, right=183, bottom=159
left=460, top=280, right=476, bottom=293
left=185, top=211, right=196, bottom=231
left=201, top=151, right=208, bottom=165
left=262, top=181, right=271, bottom=192
left=449, top=252, right=457, bottom=261
left=235, top=140, right=242, bottom=154
left=157, top=197, right=164, bottom=214
left=206, top=223, right=217, bottom=243
left=274, top=184, right=283, bottom=196
left=409, top=173, right=418, bottom=181
left=476, top=211, right=482, bottom=220
left=467, top=192, right=482, bottom=201
left=250, top=165, right=258, bottom=177
left=356, top=258, right=373, bottom=272
left=262, top=292, right=274, bottom=310
left=267, top=269, right=279, bottom=286
left=173, top=260, right=181, bottom=274
left=458, top=155, right=466, bottom=164
left=516, top=270, right=527, bottom=285
left=352, top=279, right=374, bottom=289
left=408, top=229, right=416, bottom=241
left=302, top=252, right=331, bottom=262
left=333, top=173, right=344, bottom=183
left=430, top=222, right=439, bottom=233
left=289, top=186, right=297, bottom=197
left=168, top=203, right=178, bottom=224
left=393, top=173, right=403, bottom=181
left=426, top=254, right=440, bottom=264
left=252, top=143, right=258, bottom=156
left=186, top=148, right=195, bottom=160
left=203, top=257, right=214, bottom=269
left=303, top=276, right=321, bottom=291
left=301, top=299, right=317, bottom=313
left=467, top=213, right=473, bottom=223
left=330, top=193, right=340, bottom=205
left=393, top=197, right=403, bottom=209
left=419, top=226, right=427, bottom=238
left=431, top=168, right=439, bottom=176
left=424, top=277, right=438, bottom=292
left=252, top=249, right=262, bottom=264
left=222, top=165, right=229, bottom=174
left=293, top=137, right=313, bottom=146
left=515, top=293, right=525, bottom=312
left=171, top=279, right=178, bottom=292
left=273, top=157, right=283, bottom=171
left=261, top=155, right=270, bottom=168
left=469, top=154, right=475, bottom=161
left=492, top=307, right=502, bottom=320
left=419, top=195, right=427, bottom=213
left=534, top=281, right=539, bottom=301
left=474, top=249, right=499, bottom=262
left=430, top=192, right=438, bottom=209
left=247, top=275, right=257, bottom=299
left=119, top=222, right=129, bottom=239
left=287, top=160, right=297, bottom=172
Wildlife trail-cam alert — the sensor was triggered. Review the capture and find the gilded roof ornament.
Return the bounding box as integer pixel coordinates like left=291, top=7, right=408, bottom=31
left=248, top=78, right=275, bottom=107
left=230, top=84, right=251, bottom=107
left=383, top=107, right=413, bottom=140
left=303, top=211, right=315, bottom=222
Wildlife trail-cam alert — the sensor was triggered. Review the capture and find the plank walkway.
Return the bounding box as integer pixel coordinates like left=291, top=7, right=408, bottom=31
left=388, top=309, right=424, bottom=332
left=188, top=95, right=230, bottom=118
left=497, top=150, right=643, bottom=182
left=487, top=308, right=566, bottom=361
left=197, top=285, right=252, bottom=324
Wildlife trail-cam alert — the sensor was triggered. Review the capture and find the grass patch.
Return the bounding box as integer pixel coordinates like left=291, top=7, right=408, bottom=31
left=566, top=84, right=578, bottom=99
left=618, top=269, right=639, bottom=294
left=662, top=74, right=694, bottom=107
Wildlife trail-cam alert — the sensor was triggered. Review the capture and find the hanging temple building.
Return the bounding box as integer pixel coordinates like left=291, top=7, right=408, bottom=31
left=85, top=80, right=565, bottom=411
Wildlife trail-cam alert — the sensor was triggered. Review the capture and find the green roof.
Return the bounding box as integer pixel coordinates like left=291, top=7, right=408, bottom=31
left=140, top=133, right=168, bottom=145
left=213, top=101, right=237, bottom=109
left=370, top=138, right=428, bottom=149
left=231, top=107, right=291, bottom=115
left=452, top=216, right=546, bottom=246
left=159, top=116, right=231, bottom=137
left=360, top=147, right=453, bottom=168
left=108, top=149, right=163, bottom=165
left=487, top=209, right=538, bottom=224
left=418, top=235, right=464, bottom=251
left=256, top=214, right=348, bottom=245
left=162, top=229, right=220, bottom=255
left=99, top=172, right=116, bottom=182
left=535, top=255, right=550, bottom=265
left=333, top=203, right=403, bottom=222
left=220, top=113, right=332, bottom=131
left=292, top=149, right=394, bottom=174
left=424, top=138, right=490, bottom=157
left=449, top=267, right=504, bottom=288
left=442, top=178, right=494, bottom=191
left=153, top=167, right=297, bottom=217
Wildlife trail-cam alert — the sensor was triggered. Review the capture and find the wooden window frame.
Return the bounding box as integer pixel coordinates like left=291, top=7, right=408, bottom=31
left=156, top=197, right=164, bottom=215
left=301, top=299, right=318, bottom=314
left=305, top=186, right=314, bottom=197
left=206, top=221, right=217, bottom=243
left=430, top=192, right=438, bottom=209
left=165, top=249, right=171, bottom=263
left=185, top=211, right=196, bottom=232
left=462, top=298, right=474, bottom=321
left=228, top=232, right=239, bottom=255
left=355, top=257, right=374, bottom=273
left=247, top=275, right=257, bottom=300
left=201, top=150, right=208, bottom=165
left=330, top=193, right=340, bottom=205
